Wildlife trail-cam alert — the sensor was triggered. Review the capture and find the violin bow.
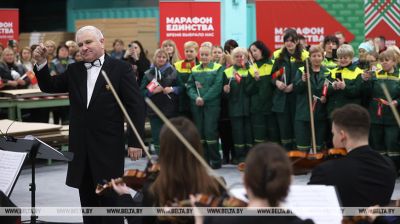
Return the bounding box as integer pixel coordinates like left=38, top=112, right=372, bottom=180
left=101, top=70, right=152, bottom=161
left=305, top=59, right=317, bottom=153
left=381, top=83, right=400, bottom=128
left=145, top=97, right=230, bottom=194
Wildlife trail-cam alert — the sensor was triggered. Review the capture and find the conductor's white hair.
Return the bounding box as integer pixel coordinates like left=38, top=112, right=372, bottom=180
left=75, top=26, right=104, bottom=42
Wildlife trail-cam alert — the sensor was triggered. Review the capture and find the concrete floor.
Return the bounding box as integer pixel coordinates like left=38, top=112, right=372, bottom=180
left=9, top=157, right=400, bottom=223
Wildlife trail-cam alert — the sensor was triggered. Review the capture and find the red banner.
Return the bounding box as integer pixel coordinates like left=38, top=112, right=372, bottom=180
left=255, top=1, right=354, bottom=51
left=364, top=1, right=400, bottom=47
left=365, top=20, right=399, bottom=47
left=0, top=9, right=19, bottom=48
left=159, top=1, right=221, bottom=57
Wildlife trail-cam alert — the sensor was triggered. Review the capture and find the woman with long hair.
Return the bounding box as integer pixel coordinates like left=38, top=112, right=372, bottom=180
left=0, top=47, right=29, bottom=90
left=271, top=31, right=308, bottom=151
left=161, top=39, right=181, bottom=65
left=124, top=40, right=151, bottom=85
left=112, top=117, right=222, bottom=224
left=246, top=40, right=280, bottom=145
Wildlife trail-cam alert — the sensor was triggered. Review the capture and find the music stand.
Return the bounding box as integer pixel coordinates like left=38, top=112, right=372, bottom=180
left=0, top=135, right=73, bottom=224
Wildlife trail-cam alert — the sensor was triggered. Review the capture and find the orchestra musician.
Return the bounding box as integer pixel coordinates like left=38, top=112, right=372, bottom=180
left=112, top=117, right=223, bottom=224
left=308, top=104, right=396, bottom=207
left=195, top=142, right=314, bottom=224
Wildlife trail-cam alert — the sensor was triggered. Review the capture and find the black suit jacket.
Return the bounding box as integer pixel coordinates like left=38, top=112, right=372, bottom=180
left=34, top=55, right=145, bottom=188
left=308, top=145, right=396, bottom=207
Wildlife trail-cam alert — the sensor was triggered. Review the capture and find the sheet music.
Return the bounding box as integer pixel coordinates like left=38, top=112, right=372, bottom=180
left=0, top=149, right=27, bottom=196
left=230, top=185, right=342, bottom=224
left=283, top=185, right=342, bottom=224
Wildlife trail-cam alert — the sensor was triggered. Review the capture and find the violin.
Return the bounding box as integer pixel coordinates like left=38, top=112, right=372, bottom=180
left=327, top=148, right=347, bottom=158
left=287, top=150, right=325, bottom=175
left=96, top=162, right=160, bottom=195
left=288, top=148, right=347, bottom=174
left=238, top=148, right=347, bottom=174
left=167, top=193, right=248, bottom=208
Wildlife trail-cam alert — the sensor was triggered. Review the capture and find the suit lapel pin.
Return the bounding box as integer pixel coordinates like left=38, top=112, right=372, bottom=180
left=105, top=84, right=111, bottom=91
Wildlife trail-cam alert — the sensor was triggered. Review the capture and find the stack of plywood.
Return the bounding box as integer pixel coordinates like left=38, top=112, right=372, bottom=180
left=75, top=18, right=158, bottom=59
left=19, top=32, right=75, bottom=48
left=0, top=120, right=69, bottom=147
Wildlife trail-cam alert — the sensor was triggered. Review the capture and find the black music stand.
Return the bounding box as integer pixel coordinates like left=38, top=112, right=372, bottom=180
left=0, top=135, right=73, bottom=224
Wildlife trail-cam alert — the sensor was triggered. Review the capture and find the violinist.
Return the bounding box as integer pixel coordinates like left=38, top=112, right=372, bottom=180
left=112, top=117, right=223, bottom=224
left=308, top=104, right=396, bottom=207
left=197, top=142, right=314, bottom=224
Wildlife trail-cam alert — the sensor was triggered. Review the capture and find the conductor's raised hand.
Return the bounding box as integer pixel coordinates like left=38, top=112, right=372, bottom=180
left=33, top=43, right=48, bottom=65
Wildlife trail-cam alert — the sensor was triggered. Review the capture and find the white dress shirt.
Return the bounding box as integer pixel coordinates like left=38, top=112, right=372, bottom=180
left=35, top=54, right=105, bottom=108
left=86, top=55, right=105, bottom=108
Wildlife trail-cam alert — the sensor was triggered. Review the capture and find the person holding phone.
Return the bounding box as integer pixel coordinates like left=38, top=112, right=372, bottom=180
left=325, top=44, right=363, bottom=148
left=326, top=44, right=364, bottom=116
left=124, top=40, right=151, bottom=86
left=322, top=35, right=339, bottom=70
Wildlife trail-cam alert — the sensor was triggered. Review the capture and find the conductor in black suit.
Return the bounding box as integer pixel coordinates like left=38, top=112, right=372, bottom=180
left=308, top=104, right=396, bottom=207
left=33, top=26, right=145, bottom=223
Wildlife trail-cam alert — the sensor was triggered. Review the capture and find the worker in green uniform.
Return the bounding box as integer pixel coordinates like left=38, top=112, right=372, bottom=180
left=363, top=49, right=400, bottom=171
left=271, top=31, right=308, bottom=151
left=326, top=44, right=364, bottom=115
left=325, top=44, right=363, bottom=148
left=174, top=41, right=199, bottom=118
left=246, top=40, right=280, bottom=145
left=140, top=49, right=179, bottom=154
left=223, top=47, right=253, bottom=163
left=294, top=45, right=329, bottom=151
left=187, top=45, right=223, bottom=169
left=322, top=35, right=339, bottom=70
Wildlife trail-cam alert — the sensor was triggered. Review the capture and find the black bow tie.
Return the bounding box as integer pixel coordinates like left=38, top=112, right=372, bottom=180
left=84, top=59, right=102, bottom=69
